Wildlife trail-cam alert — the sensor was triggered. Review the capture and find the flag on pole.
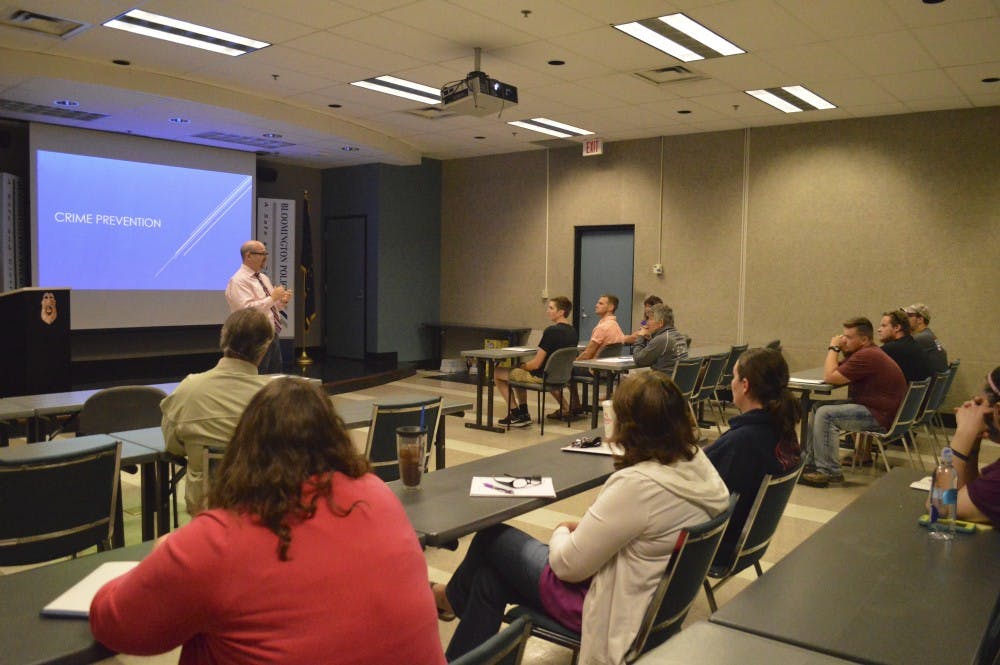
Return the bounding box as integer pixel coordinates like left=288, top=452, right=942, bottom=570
left=299, top=193, right=316, bottom=332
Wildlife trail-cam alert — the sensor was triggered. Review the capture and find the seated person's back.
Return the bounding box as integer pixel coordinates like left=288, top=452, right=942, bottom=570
left=705, top=348, right=801, bottom=565
left=92, top=379, right=446, bottom=665
left=161, top=309, right=273, bottom=514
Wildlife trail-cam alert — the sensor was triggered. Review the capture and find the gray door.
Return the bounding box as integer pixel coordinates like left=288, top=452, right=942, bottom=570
left=575, top=227, right=634, bottom=342
left=324, top=215, right=366, bottom=359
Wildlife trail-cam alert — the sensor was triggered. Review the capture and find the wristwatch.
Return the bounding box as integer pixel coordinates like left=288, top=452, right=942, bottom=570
left=828, top=346, right=841, bottom=353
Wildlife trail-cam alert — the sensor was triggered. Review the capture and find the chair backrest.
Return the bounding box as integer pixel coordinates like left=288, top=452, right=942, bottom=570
left=78, top=386, right=168, bottom=435
left=201, top=446, right=227, bottom=501
left=974, top=589, right=1000, bottom=665
left=715, top=465, right=804, bottom=577
left=0, top=441, right=121, bottom=565
left=624, top=493, right=737, bottom=662
left=940, top=359, right=961, bottom=404
left=449, top=616, right=532, bottom=665
left=882, top=378, right=931, bottom=441
left=917, top=368, right=952, bottom=422
left=597, top=343, right=623, bottom=359
left=671, top=358, right=705, bottom=399
left=541, top=347, right=580, bottom=387
left=364, top=396, right=442, bottom=482
left=694, top=352, right=730, bottom=402
left=764, top=339, right=781, bottom=350
left=717, top=344, right=749, bottom=388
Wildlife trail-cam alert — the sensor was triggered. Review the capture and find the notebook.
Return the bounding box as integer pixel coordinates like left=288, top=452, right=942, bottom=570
left=561, top=441, right=622, bottom=456
left=42, top=561, right=139, bottom=618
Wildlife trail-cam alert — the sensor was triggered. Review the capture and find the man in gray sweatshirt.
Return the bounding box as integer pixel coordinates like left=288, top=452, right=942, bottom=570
left=632, top=303, right=689, bottom=375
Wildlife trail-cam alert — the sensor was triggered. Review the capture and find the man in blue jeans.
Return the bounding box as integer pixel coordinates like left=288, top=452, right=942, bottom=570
left=800, top=317, right=906, bottom=487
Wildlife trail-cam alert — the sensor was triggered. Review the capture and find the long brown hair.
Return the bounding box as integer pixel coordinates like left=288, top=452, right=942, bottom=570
left=208, top=378, right=370, bottom=560
left=735, top=348, right=801, bottom=470
left=612, top=372, right=698, bottom=470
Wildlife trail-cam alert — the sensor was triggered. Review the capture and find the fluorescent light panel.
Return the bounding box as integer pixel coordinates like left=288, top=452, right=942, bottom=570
left=614, top=13, right=744, bottom=62
left=745, top=86, right=836, bottom=113
left=103, top=9, right=269, bottom=56
left=350, top=76, right=440, bottom=105
left=508, top=118, right=594, bottom=138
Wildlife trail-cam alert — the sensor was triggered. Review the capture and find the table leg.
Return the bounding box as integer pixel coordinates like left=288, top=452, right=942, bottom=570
left=139, top=461, right=157, bottom=541
left=435, top=416, right=447, bottom=470
left=485, top=359, right=496, bottom=427
left=464, top=358, right=507, bottom=434
left=590, top=372, right=601, bottom=430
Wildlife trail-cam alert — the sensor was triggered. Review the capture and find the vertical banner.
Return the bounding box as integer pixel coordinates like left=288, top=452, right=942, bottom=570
left=256, top=198, right=295, bottom=339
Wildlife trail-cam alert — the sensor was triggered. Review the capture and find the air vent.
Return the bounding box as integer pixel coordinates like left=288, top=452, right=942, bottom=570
left=2, top=9, right=87, bottom=37
left=405, top=107, right=456, bottom=120
left=529, top=138, right=578, bottom=149
left=0, top=98, right=106, bottom=121
left=192, top=132, right=294, bottom=149
left=633, top=65, right=707, bottom=85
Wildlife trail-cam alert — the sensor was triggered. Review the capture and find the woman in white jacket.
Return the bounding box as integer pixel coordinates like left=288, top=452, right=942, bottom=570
left=433, top=372, right=730, bottom=664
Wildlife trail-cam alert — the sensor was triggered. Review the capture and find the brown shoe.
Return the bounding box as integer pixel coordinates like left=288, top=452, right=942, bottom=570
left=799, top=471, right=831, bottom=487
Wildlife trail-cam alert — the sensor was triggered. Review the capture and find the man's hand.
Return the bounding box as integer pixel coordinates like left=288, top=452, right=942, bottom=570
left=829, top=334, right=844, bottom=349
left=271, top=286, right=292, bottom=309
left=556, top=521, right=579, bottom=532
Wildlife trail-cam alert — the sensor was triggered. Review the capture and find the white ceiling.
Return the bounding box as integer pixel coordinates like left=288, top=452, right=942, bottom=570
left=2, top=0, right=998, bottom=168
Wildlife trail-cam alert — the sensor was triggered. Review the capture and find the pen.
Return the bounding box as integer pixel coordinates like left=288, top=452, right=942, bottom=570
left=483, top=482, right=514, bottom=495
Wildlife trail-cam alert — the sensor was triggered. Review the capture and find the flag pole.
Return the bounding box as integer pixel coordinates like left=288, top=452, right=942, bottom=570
left=296, top=189, right=314, bottom=367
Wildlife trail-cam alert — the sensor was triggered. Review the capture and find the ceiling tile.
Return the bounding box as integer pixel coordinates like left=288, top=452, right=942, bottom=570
left=875, top=68, right=964, bottom=102
left=913, top=18, right=1000, bottom=68
left=775, top=0, right=903, bottom=39
left=831, top=30, right=938, bottom=76
left=449, top=0, right=604, bottom=39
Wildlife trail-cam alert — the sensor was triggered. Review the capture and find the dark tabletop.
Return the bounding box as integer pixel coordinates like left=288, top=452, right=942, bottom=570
left=635, top=621, right=858, bottom=665
left=711, top=468, right=1000, bottom=665
left=387, top=428, right=615, bottom=546
left=0, top=541, right=155, bottom=665
left=0, top=433, right=160, bottom=466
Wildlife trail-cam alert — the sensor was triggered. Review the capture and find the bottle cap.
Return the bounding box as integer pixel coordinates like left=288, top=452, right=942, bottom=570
left=941, top=447, right=953, bottom=463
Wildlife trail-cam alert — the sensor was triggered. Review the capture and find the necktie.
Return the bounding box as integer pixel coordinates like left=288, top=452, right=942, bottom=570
left=253, top=272, right=282, bottom=333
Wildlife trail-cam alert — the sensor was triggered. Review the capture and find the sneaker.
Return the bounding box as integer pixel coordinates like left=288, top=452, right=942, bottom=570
left=799, top=471, right=831, bottom=487
left=547, top=409, right=569, bottom=421
left=499, top=406, right=527, bottom=427
left=803, top=463, right=817, bottom=474
left=508, top=411, right=532, bottom=428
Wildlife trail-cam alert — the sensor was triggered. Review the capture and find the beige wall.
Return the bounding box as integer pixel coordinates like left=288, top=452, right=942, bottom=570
left=441, top=107, right=1000, bottom=407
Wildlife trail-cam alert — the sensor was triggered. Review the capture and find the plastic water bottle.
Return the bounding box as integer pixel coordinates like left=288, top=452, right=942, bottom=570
left=928, top=447, right=958, bottom=540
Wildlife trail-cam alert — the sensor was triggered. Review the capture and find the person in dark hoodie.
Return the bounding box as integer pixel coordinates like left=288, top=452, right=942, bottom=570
left=705, top=348, right=802, bottom=566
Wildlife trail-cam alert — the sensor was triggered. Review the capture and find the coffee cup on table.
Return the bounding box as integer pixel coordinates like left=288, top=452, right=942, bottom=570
left=396, top=426, right=426, bottom=490
left=602, top=400, right=615, bottom=440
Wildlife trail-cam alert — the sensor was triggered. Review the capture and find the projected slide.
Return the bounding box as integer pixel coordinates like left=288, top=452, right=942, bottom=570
left=36, top=150, right=252, bottom=290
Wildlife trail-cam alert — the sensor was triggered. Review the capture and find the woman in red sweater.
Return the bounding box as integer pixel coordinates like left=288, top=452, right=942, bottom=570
left=90, top=378, right=445, bottom=665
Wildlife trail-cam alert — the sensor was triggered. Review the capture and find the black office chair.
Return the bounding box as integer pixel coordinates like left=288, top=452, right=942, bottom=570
left=0, top=440, right=121, bottom=565
left=503, top=494, right=737, bottom=664
left=508, top=347, right=578, bottom=435
left=702, top=465, right=803, bottom=612
left=364, top=397, right=442, bottom=481
left=764, top=339, right=782, bottom=351
left=449, top=616, right=533, bottom=665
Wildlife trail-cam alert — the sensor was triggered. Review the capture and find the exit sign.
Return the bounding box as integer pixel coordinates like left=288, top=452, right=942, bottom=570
left=582, top=138, right=603, bottom=156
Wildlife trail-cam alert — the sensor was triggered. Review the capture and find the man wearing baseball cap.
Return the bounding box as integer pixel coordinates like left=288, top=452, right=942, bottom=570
left=903, top=303, right=948, bottom=372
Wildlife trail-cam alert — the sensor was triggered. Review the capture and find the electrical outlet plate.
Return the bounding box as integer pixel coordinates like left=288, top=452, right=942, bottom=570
left=652, top=264, right=663, bottom=275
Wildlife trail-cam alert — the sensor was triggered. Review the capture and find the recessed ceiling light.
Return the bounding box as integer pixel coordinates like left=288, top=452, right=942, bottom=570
left=328, top=103, right=343, bottom=108
left=745, top=86, right=836, bottom=113
left=350, top=75, right=440, bottom=105
left=169, top=117, right=190, bottom=123
left=507, top=118, right=594, bottom=139
left=677, top=109, right=692, bottom=114
left=103, top=9, right=269, bottom=56
left=262, top=132, right=282, bottom=138
left=614, top=13, right=744, bottom=62
left=342, top=146, right=359, bottom=152
left=982, top=77, right=999, bottom=83
left=548, top=60, right=565, bottom=66
left=112, top=59, right=130, bottom=66
left=474, top=136, right=486, bottom=139
left=53, top=99, right=79, bottom=107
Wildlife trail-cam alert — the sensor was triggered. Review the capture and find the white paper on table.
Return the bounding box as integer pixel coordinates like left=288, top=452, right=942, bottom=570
left=909, top=475, right=933, bottom=491
left=597, top=357, right=634, bottom=364
left=470, top=476, right=556, bottom=498
left=42, top=561, right=140, bottom=618
left=505, top=347, right=537, bottom=353
left=561, top=441, right=623, bottom=456
left=791, top=378, right=827, bottom=385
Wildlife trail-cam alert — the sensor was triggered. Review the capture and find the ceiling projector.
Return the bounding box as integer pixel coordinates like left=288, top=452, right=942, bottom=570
left=440, top=48, right=518, bottom=117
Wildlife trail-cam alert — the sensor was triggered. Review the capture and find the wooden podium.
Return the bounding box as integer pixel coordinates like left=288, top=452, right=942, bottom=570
left=0, top=287, right=71, bottom=397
